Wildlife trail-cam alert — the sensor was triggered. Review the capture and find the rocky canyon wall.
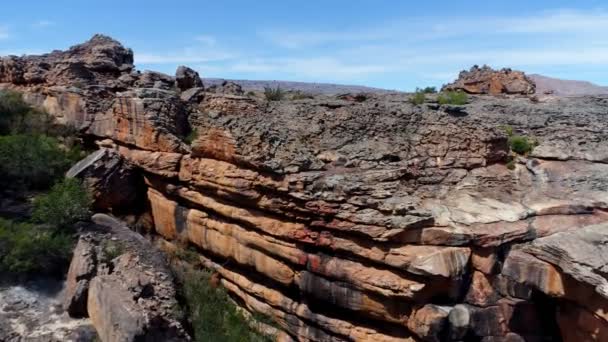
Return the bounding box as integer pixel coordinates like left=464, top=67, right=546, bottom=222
left=2, top=35, right=608, bottom=341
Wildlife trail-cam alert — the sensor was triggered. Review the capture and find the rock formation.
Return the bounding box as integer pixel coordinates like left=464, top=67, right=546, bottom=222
left=2, top=35, right=608, bottom=341
left=64, top=214, right=190, bottom=342
left=443, top=65, right=536, bottom=95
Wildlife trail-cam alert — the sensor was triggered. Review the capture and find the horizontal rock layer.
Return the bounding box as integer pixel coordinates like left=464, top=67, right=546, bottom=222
left=4, top=36, right=608, bottom=341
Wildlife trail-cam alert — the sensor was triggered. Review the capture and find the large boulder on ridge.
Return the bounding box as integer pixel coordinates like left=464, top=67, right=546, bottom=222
left=443, top=65, right=536, bottom=95
left=0, top=34, right=133, bottom=87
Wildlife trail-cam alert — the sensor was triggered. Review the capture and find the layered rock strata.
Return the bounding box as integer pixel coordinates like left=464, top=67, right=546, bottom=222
left=3, top=36, right=608, bottom=341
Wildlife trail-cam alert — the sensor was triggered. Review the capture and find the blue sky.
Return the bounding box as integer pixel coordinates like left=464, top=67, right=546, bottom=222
left=1, top=0, right=608, bottom=90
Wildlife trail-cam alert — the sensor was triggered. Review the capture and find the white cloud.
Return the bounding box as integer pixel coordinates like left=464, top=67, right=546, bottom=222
left=0, top=26, right=9, bottom=40
left=498, top=9, right=608, bottom=34
left=33, top=20, right=55, bottom=28
left=194, top=35, right=217, bottom=46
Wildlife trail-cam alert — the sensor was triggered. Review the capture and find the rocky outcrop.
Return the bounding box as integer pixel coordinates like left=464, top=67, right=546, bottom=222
left=66, top=148, right=144, bottom=212
left=4, top=36, right=608, bottom=341
left=175, top=66, right=203, bottom=91
left=63, top=215, right=190, bottom=342
left=0, top=34, right=133, bottom=87
left=443, top=65, right=536, bottom=95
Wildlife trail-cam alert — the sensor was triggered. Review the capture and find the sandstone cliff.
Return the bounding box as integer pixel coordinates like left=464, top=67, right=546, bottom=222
left=2, top=35, right=608, bottom=342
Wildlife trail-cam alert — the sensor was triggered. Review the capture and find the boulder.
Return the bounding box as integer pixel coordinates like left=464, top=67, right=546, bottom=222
left=67, top=149, right=143, bottom=212
left=443, top=65, right=536, bottom=95
left=175, top=66, right=203, bottom=91
left=64, top=236, right=98, bottom=317
left=64, top=215, right=190, bottom=341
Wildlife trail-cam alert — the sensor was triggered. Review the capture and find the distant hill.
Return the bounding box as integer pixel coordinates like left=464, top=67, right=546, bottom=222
left=529, top=74, right=608, bottom=96
left=203, top=78, right=397, bottom=95
left=204, top=75, right=608, bottom=96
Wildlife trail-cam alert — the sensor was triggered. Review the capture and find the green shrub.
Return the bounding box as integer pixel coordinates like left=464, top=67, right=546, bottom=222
left=438, top=90, right=468, bottom=105
left=182, top=269, right=271, bottom=342
left=100, top=240, right=125, bottom=264
left=0, top=218, right=73, bottom=274
left=509, top=135, right=535, bottom=155
left=32, top=178, right=91, bottom=230
left=0, top=90, right=31, bottom=135
left=419, top=86, right=437, bottom=94
left=0, top=134, right=80, bottom=190
left=501, top=125, right=514, bottom=137
left=246, top=91, right=256, bottom=97
left=184, top=129, right=198, bottom=145
left=410, top=90, right=426, bottom=105
left=506, top=159, right=516, bottom=170
left=264, top=86, right=284, bottom=101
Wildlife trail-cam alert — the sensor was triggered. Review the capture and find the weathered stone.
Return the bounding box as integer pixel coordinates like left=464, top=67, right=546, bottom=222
left=407, top=304, right=450, bottom=342
left=7, top=36, right=608, bottom=342
left=443, top=65, right=535, bottom=95
left=524, top=223, right=608, bottom=299
left=448, top=304, right=470, bottom=340
left=175, top=66, right=203, bottom=91
left=67, top=148, right=143, bottom=212
left=64, top=237, right=98, bottom=317
left=557, top=302, right=608, bottom=342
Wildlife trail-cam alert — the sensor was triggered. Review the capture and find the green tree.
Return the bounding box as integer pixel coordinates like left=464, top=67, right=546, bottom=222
left=32, top=178, right=92, bottom=230
left=0, top=218, right=73, bottom=274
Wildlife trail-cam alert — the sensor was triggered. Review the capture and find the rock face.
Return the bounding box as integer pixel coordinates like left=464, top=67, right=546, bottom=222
left=4, top=36, right=608, bottom=341
left=63, top=215, right=190, bottom=342
left=443, top=65, right=536, bottom=95
left=66, top=148, right=144, bottom=212
left=175, top=66, right=203, bottom=91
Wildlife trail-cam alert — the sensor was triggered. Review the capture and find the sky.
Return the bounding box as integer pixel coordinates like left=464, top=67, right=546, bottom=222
left=1, top=0, right=608, bottom=91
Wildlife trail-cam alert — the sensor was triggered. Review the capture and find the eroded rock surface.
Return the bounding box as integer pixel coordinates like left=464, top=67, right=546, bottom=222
left=63, top=215, right=190, bottom=342
left=443, top=65, right=536, bottom=95
left=3, top=35, right=608, bottom=341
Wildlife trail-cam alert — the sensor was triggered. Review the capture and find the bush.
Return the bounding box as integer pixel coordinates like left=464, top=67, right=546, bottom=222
left=264, top=86, right=284, bottom=101
left=438, top=90, right=468, bottom=105
left=0, top=90, right=31, bottom=135
left=410, top=90, right=426, bottom=105
left=184, top=129, right=198, bottom=145
left=418, top=86, right=437, bottom=94
left=501, top=125, right=514, bottom=137
left=32, top=178, right=91, bottom=230
left=0, top=218, right=73, bottom=274
left=100, top=240, right=125, bottom=265
left=509, top=135, right=535, bottom=155
left=182, top=269, right=271, bottom=342
left=0, top=134, right=81, bottom=190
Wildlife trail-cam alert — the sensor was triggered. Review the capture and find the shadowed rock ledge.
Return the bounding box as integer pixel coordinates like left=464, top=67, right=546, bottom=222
left=2, top=35, right=608, bottom=342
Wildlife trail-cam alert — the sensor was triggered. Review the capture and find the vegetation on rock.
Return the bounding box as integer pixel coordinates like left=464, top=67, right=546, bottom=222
left=410, top=90, right=426, bottom=105
left=264, top=86, right=285, bottom=101
left=184, top=129, right=198, bottom=145
left=0, top=218, right=73, bottom=274
left=180, top=268, right=272, bottom=342
left=437, top=90, right=468, bottom=105
left=0, top=135, right=81, bottom=190
left=418, top=86, right=437, bottom=94
left=33, top=178, right=92, bottom=230
left=0, top=90, right=84, bottom=190
left=502, top=125, right=537, bottom=155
